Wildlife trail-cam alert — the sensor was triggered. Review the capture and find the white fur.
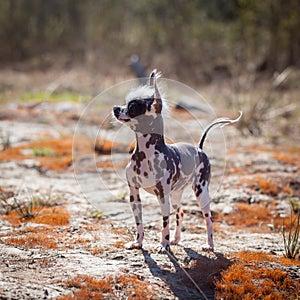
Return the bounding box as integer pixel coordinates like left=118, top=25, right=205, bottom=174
left=125, top=85, right=169, bottom=117
left=126, top=86, right=155, bottom=103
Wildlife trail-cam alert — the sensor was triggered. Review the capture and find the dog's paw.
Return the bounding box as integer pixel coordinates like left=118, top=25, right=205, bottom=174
left=157, top=244, right=171, bottom=254
left=125, top=241, right=142, bottom=250
left=201, top=244, right=214, bottom=252
left=170, top=238, right=180, bottom=245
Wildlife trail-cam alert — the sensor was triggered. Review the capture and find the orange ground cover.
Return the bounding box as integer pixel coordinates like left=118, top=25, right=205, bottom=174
left=59, top=274, right=155, bottom=300
left=0, top=138, right=73, bottom=171
left=222, top=202, right=291, bottom=233
left=0, top=136, right=126, bottom=171
left=5, top=231, right=58, bottom=249
left=215, top=251, right=300, bottom=299
left=3, top=206, right=70, bottom=227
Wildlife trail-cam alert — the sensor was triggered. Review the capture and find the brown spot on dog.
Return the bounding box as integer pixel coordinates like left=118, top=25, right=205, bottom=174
left=154, top=181, right=164, bottom=200
left=198, top=151, right=211, bottom=185
left=145, top=134, right=164, bottom=149
left=162, top=216, right=169, bottom=228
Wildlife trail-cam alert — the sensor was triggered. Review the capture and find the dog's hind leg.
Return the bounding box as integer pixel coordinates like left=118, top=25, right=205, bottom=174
left=170, top=189, right=184, bottom=245
left=125, top=185, right=144, bottom=249
left=193, top=182, right=214, bottom=251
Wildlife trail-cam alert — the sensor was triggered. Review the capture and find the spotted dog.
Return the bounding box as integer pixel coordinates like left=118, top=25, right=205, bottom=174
left=113, top=70, right=241, bottom=252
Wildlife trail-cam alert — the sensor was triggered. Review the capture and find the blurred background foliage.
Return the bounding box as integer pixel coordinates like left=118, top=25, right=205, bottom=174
left=0, top=0, right=299, bottom=82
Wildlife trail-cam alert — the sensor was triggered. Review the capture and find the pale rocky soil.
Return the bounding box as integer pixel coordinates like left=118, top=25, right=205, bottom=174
left=0, top=76, right=299, bottom=299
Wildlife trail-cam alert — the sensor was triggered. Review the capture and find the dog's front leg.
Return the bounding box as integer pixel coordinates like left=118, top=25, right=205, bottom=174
left=158, top=194, right=171, bottom=253
left=125, top=185, right=144, bottom=249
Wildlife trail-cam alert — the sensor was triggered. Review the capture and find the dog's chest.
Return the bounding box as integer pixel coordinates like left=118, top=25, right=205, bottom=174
left=126, top=145, right=182, bottom=190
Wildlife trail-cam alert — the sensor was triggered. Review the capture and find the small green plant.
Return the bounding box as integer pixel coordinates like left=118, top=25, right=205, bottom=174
left=31, top=186, right=61, bottom=207
left=13, top=197, right=39, bottom=220
left=89, top=210, right=103, bottom=220
left=32, top=147, right=54, bottom=157
left=11, top=186, right=44, bottom=220
left=283, top=200, right=300, bottom=259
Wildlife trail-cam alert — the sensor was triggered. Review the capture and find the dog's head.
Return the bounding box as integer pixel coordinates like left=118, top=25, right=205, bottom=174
left=113, top=70, right=164, bottom=134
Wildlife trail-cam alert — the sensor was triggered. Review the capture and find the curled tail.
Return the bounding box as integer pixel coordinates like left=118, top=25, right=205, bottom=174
left=199, top=112, right=242, bottom=149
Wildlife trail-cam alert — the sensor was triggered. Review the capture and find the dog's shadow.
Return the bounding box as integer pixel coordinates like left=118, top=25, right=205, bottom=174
left=142, top=247, right=232, bottom=300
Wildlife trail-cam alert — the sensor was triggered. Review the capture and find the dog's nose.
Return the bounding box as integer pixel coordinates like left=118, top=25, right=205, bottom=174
left=113, top=106, right=121, bottom=118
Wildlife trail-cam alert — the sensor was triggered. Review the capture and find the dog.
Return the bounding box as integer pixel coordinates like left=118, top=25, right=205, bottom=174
left=113, top=69, right=241, bottom=252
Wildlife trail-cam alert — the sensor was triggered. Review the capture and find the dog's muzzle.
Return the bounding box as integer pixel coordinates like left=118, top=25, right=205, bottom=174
left=113, top=106, right=130, bottom=122
left=113, top=106, right=121, bottom=118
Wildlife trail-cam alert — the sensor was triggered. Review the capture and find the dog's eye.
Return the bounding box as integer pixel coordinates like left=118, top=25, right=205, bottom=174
left=128, top=100, right=147, bottom=118
left=128, top=101, right=138, bottom=114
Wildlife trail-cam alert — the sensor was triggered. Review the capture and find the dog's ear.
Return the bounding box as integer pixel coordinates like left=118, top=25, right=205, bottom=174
left=149, top=69, right=162, bottom=113
left=148, top=69, right=156, bottom=87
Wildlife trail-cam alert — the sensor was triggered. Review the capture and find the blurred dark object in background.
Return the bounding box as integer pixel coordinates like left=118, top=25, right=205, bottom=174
left=130, top=55, right=146, bottom=84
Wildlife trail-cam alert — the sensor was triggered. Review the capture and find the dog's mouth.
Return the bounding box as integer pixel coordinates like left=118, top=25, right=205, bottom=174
left=113, top=106, right=131, bottom=122
left=119, top=117, right=130, bottom=122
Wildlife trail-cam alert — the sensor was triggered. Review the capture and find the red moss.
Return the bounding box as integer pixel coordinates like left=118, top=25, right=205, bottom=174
left=5, top=232, right=57, bottom=249
left=224, top=203, right=273, bottom=231
left=60, top=274, right=156, bottom=299
left=215, top=251, right=300, bottom=299
left=3, top=206, right=69, bottom=226
left=0, top=138, right=73, bottom=171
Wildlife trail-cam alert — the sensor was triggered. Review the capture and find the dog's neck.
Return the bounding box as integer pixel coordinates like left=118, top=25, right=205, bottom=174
left=134, top=114, right=166, bottom=152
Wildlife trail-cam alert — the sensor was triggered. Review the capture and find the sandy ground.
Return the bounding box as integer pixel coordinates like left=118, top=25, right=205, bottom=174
left=0, top=82, right=299, bottom=299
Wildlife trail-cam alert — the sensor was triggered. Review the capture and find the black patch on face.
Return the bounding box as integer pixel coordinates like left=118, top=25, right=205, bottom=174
left=127, top=98, right=154, bottom=118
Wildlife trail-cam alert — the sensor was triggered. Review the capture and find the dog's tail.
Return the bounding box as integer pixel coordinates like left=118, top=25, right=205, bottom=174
left=199, top=112, right=242, bottom=149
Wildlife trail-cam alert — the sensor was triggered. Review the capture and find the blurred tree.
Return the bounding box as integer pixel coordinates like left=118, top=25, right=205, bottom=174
left=0, top=0, right=298, bottom=75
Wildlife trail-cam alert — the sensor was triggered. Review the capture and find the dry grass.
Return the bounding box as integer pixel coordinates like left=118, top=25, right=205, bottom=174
left=59, top=274, right=155, bottom=300
left=222, top=201, right=295, bottom=233
left=255, top=177, right=280, bottom=196
left=215, top=251, right=300, bottom=300
left=5, top=231, right=58, bottom=249
left=3, top=206, right=69, bottom=226
left=233, top=250, right=300, bottom=266
left=223, top=203, right=275, bottom=232
left=0, top=138, right=73, bottom=171
left=239, top=174, right=300, bottom=198
left=0, top=136, right=131, bottom=171
left=240, top=176, right=280, bottom=196
left=273, top=147, right=300, bottom=168
left=60, top=274, right=113, bottom=300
